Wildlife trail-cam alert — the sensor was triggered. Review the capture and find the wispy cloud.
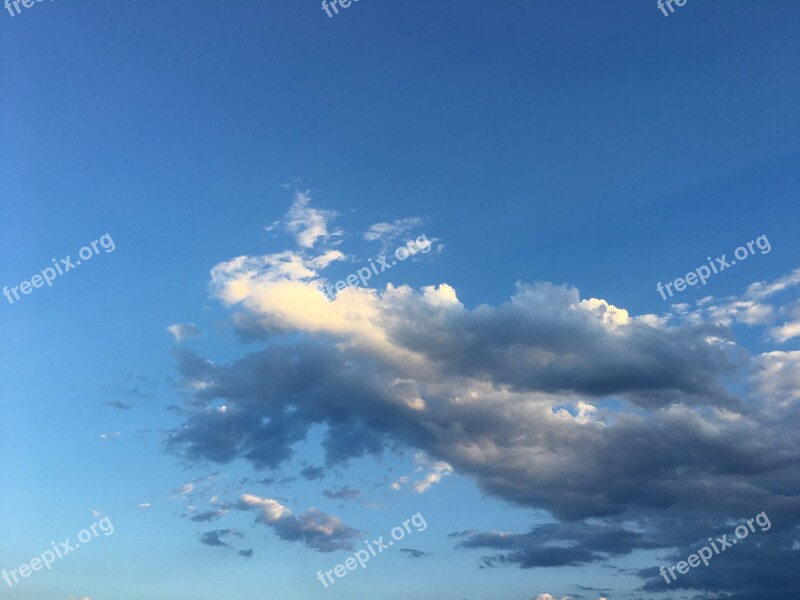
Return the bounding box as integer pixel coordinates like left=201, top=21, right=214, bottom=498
left=167, top=323, right=203, bottom=342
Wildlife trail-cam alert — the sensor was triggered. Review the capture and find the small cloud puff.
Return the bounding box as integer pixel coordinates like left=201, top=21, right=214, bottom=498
left=167, top=323, right=203, bottom=342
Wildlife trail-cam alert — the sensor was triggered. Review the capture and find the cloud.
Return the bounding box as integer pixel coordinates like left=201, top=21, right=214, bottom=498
left=750, top=351, right=800, bottom=409
left=364, top=217, right=423, bottom=242
left=769, top=300, right=800, bottom=343
left=166, top=202, right=800, bottom=595
left=99, top=432, right=121, bottom=441
left=168, top=275, right=770, bottom=521
left=237, top=493, right=361, bottom=552
left=363, top=217, right=426, bottom=252
left=639, top=525, right=800, bottom=598
left=300, top=466, right=326, bottom=481
left=391, top=454, right=453, bottom=493
left=105, top=400, right=133, bottom=410
left=743, top=267, right=800, bottom=301
left=101, top=371, right=157, bottom=407
left=322, top=486, right=361, bottom=500
left=399, top=548, right=433, bottom=559
left=190, top=505, right=231, bottom=522
left=167, top=323, right=203, bottom=342
left=454, top=521, right=661, bottom=568
left=199, top=529, right=242, bottom=549
left=412, top=454, right=453, bottom=494
left=286, top=191, right=340, bottom=248
left=174, top=483, right=195, bottom=496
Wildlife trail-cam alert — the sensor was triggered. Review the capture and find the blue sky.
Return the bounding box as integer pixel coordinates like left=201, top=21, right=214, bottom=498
left=1, top=2, right=799, bottom=599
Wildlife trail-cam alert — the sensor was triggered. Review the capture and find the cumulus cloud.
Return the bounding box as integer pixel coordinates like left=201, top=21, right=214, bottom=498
left=166, top=200, right=800, bottom=596
left=237, top=493, right=361, bottom=552
left=168, top=274, right=772, bottom=520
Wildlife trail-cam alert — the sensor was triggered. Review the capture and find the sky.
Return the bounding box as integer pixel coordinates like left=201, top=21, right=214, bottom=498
left=1, top=1, right=799, bottom=599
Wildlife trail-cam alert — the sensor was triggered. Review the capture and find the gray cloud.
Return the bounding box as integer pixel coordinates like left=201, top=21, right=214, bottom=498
left=322, top=486, right=361, bottom=500
left=300, top=466, right=326, bottom=481
left=399, top=548, right=433, bottom=559
left=454, top=521, right=662, bottom=568
left=199, top=529, right=242, bottom=549
left=168, top=221, right=800, bottom=596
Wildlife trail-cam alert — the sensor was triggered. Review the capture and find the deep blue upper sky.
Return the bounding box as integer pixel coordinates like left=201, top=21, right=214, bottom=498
left=1, top=2, right=799, bottom=600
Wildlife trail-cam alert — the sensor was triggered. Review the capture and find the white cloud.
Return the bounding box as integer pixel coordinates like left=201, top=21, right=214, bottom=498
left=364, top=217, right=425, bottom=251
left=239, top=494, right=291, bottom=523
left=237, top=493, right=360, bottom=552
left=413, top=453, right=454, bottom=493
left=174, top=483, right=195, bottom=496
left=167, top=323, right=202, bottom=342
left=286, top=191, right=340, bottom=248
left=770, top=320, right=800, bottom=343
left=744, top=267, right=800, bottom=301
left=751, top=351, right=800, bottom=408
left=768, top=300, right=800, bottom=342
